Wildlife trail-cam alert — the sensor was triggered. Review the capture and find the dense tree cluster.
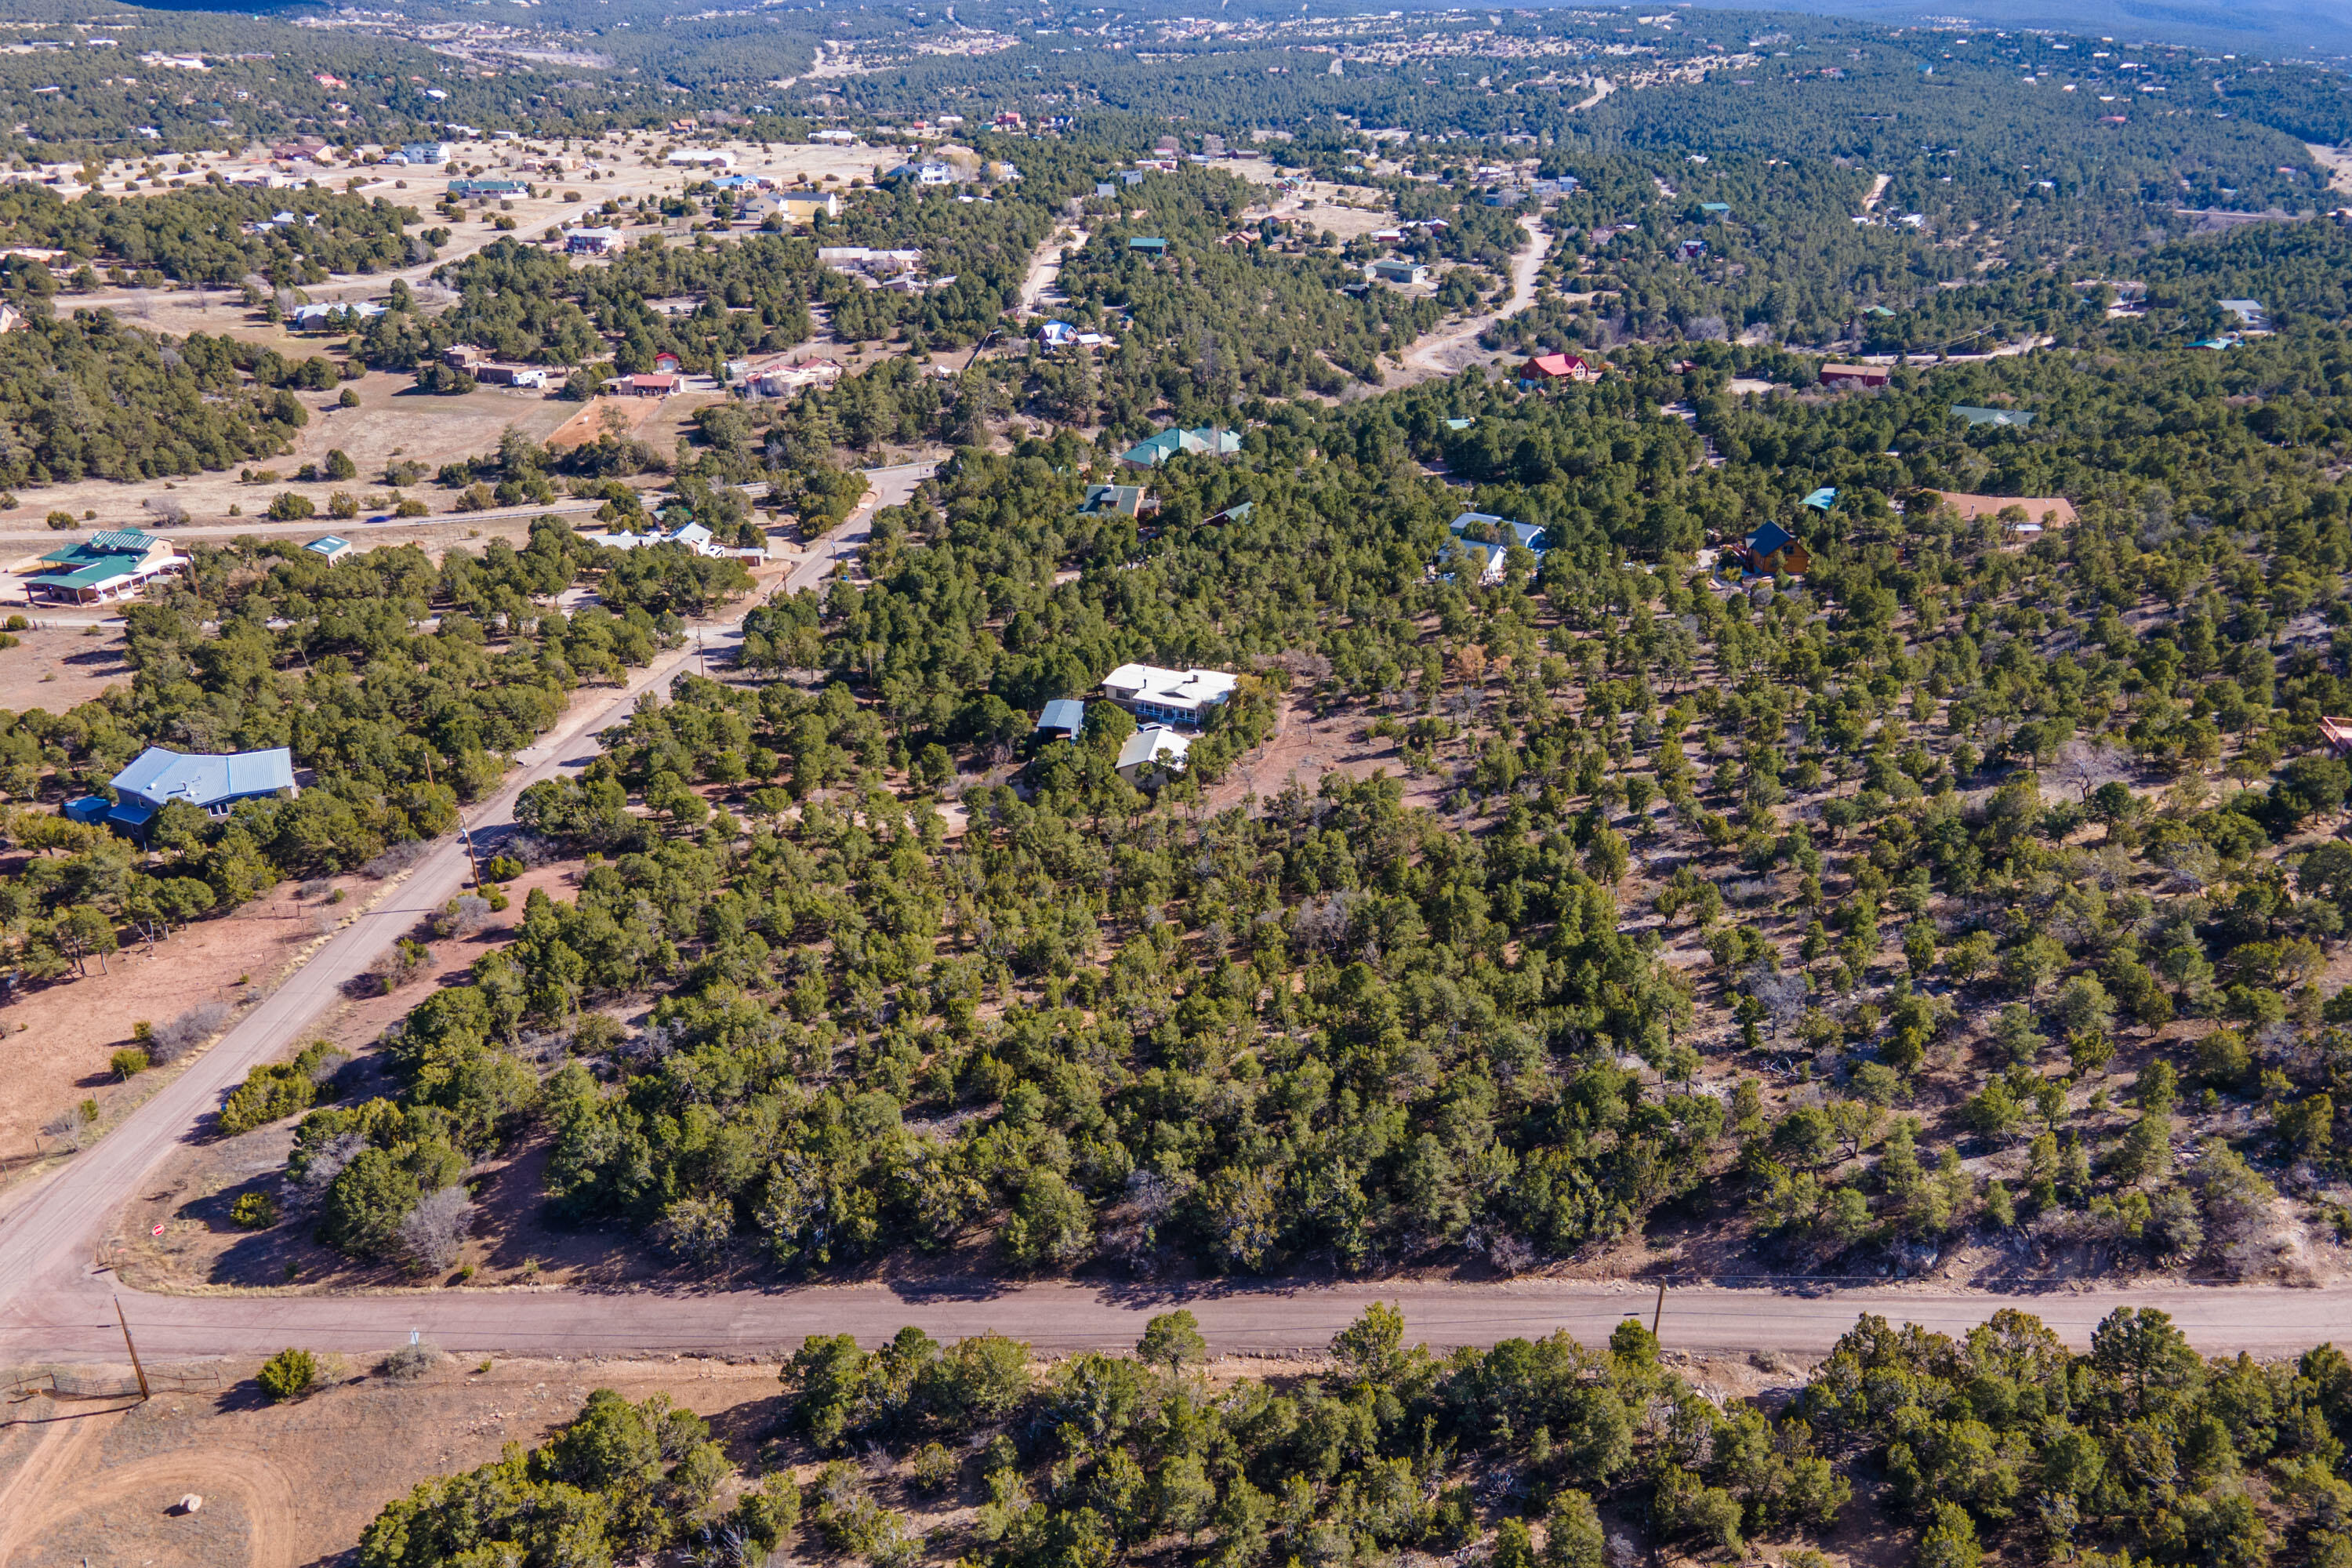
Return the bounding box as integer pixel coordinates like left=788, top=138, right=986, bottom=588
left=0, top=310, right=312, bottom=486
left=0, top=519, right=708, bottom=988
left=0, top=183, right=421, bottom=288
left=278, top=209, right=2352, bottom=1276
left=355, top=1302, right=2352, bottom=1568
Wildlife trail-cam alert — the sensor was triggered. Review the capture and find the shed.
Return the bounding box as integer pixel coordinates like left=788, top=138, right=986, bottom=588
left=1036, top=699, right=1086, bottom=742
left=304, top=535, right=355, bottom=564
left=1115, top=724, right=1192, bottom=785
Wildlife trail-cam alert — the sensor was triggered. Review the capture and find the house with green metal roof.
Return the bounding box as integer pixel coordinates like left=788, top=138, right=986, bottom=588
left=1118, top=426, right=1242, bottom=468
left=19, top=528, right=187, bottom=604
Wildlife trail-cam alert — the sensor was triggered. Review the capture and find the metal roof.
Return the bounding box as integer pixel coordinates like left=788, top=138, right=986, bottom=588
left=1038, top=699, right=1087, bottom=733
left=26, top=563, right=140, bottom=590
left=111, top=745, right=296, bottom=808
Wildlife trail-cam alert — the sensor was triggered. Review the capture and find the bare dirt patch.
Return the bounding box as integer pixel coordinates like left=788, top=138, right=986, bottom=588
left=0, top=1352, right=793, bottom=1568
left=0, top=879, right=353, bottom=1203
left=0, top=622, right=132, bottom=713
left=1206, top=698, right=1450, bottom=815
left=0, top=372, right=577, bottom=537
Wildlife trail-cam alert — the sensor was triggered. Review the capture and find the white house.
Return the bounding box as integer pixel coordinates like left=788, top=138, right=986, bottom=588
left=818, top=245, right=924, bottom=277
left=1098, top=664, right=1237, bottom=728
left=565, top=227, right=622, bottom=255
left=289, top=299, right=387, bottom=330
left=304, top=535, right=356, bottom=564
left=584, top=521, right=768, bottom=562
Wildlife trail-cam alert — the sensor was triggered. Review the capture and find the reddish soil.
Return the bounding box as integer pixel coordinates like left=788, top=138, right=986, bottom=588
left=0, top=624, right=132, bottom=714
left=0, top=879, right=363, bottom=1204
left=0, top=1352, right=794, bottom=1568
left=1205, top=697, right=1452, bottom=814
left=108, top=857, right=686, bottom=1296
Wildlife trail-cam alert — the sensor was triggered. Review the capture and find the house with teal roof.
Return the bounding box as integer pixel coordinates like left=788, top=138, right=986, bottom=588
left=1118, top=426, right=1242, bottom=468
left=19, top=528, right=187, bottom=604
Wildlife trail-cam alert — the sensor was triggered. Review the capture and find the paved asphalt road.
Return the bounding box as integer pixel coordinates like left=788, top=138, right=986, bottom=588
left=0, top=463, right=931, bottom=1367
left=5, top=455, right=2347, bottom=1370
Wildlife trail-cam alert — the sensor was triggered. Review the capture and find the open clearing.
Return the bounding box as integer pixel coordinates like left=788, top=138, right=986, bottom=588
left=0, top=878, right=343, bottom=1205
left=0, top=623, right=132, bottom=713
left=0, top=1352, right=790, bottom=1568
left=0, top=372, right=577, bottom=536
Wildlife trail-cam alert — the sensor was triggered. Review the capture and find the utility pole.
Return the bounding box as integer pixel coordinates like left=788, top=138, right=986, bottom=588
left=115, top=1297, right=151, bottom=1401
left=1651, top=1279, right=1667, bottom=1339
left=421, top=751, right=484, bottom=890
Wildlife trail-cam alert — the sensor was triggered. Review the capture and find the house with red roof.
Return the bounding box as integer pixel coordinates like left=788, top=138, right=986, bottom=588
left=1516, top=352, right=1599, bottom=389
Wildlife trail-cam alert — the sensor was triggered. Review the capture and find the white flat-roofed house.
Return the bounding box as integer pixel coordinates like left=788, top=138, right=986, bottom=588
left=1099, top=663, right=1238, bottom=728
left=818, top=246, right=924, bottom=278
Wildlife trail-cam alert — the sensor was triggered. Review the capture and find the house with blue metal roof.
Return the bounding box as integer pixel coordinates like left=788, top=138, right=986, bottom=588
left=74, top=745, right=298, bottom=837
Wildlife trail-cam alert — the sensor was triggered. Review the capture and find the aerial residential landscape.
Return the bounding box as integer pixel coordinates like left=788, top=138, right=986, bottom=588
left=2, top=0, right=2352, bottom=1562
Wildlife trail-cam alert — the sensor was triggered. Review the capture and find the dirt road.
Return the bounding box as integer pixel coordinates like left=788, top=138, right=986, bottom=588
left=1018, top=227, right=1087, bottom=318
left=1397, top=216, right=1553, bottom=383
left=2, top=463, right=2340, bottom=1372
left=0, top=465, right=927, bottom=1363
left=8, top=1272, right=2349, bottom=1367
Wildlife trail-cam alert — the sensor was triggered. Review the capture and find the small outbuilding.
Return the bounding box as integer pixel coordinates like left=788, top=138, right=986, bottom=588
left=1036, top=699, right=1086, bottom=742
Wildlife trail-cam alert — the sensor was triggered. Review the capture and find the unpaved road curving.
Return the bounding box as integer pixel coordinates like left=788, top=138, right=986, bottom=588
left=1397, top=216, right=1554, bottom=383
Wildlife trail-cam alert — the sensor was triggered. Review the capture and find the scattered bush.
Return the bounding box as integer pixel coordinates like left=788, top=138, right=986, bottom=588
left=256, top=1347, right=318, bottom=1402
left=361, top=840, right=433, bottom=879
left=110, top=1047, right=149, bottom=1080
left=397, top=1185, right=477, bottom=1272
left=376, top=1341, right=443, bottom=1381
left=218, top=1040, right=348, bottom=1134
left=145, top=1003, right=231, bottom=1065
left=230, top=1191, right=281, bottom=1229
